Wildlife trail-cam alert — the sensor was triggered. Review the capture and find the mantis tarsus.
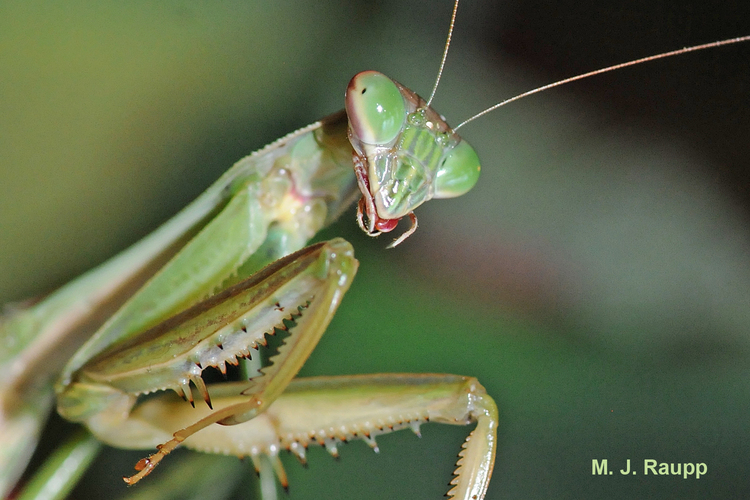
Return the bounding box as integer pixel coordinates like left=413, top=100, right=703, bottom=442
left=1, top=0, right=750, bottom=500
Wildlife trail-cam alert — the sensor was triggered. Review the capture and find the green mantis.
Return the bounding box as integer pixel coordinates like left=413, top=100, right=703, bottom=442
left=1, top=0, right=750, bottom=500
left=3, top=69, right=497, bottom=500
left=3, top=1, right=500, bottom=497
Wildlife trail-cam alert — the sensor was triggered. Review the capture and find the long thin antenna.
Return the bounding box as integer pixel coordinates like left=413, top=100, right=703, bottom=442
left=426, top=0, right=460, bottom=107
left=454, top=35, right=750, bottom=131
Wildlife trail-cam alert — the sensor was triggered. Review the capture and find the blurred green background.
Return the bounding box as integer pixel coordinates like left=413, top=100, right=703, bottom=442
left=2, top=1, right=750, bottom=498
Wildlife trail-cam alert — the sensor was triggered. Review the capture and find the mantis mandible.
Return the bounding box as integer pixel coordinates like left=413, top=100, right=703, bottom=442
left=2, top=1, right=749, bottom=498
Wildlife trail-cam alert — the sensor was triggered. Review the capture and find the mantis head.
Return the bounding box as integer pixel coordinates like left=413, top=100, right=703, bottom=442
left=345, top=70, right=481, bottom=247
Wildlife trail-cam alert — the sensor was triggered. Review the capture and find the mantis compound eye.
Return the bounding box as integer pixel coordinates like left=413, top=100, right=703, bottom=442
left=346, top=71, right=407, bottom=146
left=434, top=139, right=481, bottom=199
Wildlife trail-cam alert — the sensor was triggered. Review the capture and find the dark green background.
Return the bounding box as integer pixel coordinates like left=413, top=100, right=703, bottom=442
left=2, top=1, right=750, bottom=498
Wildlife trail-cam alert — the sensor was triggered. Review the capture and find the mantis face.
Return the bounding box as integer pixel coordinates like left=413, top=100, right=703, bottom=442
left=345, top=70, right=481, bottom=245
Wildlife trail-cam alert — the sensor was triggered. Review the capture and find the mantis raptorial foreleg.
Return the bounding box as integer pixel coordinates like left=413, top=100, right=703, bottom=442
left=62, top=239, right=358, bottom=483
left=107, top=374, right=498, bottom=498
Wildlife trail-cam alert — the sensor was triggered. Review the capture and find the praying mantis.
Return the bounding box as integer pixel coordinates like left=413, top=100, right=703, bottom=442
left=1, top=0, right=750, bottom=500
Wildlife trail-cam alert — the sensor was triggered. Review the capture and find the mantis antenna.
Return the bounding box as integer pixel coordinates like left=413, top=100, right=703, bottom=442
left=454, top=35, right=750, bottom=131
left=424, top=1, right=750, bottom=132
left=425, top=0, right=459, bottom=107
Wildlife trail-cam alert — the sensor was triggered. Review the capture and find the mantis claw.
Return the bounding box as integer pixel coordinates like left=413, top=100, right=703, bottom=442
left=123, top=434, right=184, bottom=485
left=191, top=376, right=212, bottom=409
